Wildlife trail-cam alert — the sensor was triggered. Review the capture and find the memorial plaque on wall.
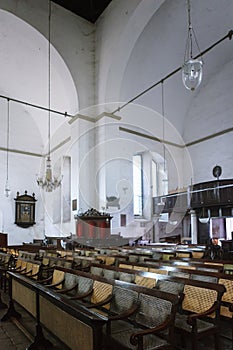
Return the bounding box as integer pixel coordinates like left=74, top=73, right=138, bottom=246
left=14, top=191, right=37, bottom=228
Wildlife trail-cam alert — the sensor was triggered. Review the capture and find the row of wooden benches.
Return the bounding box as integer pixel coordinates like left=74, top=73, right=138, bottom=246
left=5, top=256, right=231, bottom=350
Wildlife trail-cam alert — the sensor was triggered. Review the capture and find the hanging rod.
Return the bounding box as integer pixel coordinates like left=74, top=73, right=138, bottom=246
left=112, top=29, right=233, bottom=114
left=0, top=94, right=73, bottom=118
left=0, top=30, right=232, bottom=118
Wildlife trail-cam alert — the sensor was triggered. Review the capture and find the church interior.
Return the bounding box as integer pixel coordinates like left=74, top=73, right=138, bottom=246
left=0, top=0, right=233, bottom=349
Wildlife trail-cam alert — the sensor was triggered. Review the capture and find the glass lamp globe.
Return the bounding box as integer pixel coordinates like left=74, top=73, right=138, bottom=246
left=4, top=180, right=11, bottom=198
left=182, top=58, right=203, bottom=91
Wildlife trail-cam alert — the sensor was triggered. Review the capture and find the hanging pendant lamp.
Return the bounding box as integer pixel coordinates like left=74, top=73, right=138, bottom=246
left=4, top=99, right=11, bottom=198
left=37, top=0, right=62, bottom=192
left=182, top=0, right=203, bottom=91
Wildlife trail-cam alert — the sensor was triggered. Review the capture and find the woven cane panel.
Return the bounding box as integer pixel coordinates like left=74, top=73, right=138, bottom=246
left=175, top=264, right=196, bottom=270
left=31, top=264, right=40, bottom=279
left=162, top=253, right=174, bottom=260
left=168, top=271, right=190, bottom=278
left=134, top=275, right=156, bottom=288
left=15, top=259, right=22, bottom=269
left=90, top=266, right=103, bottom=276
left=105, top=257, right=115, bottom=265
left=40, top=296, right=93, bottom=350
left=192, top=252, right=204, bottom=258
left=25, top=262, right=33, bottom=273
left=128, top=255, right=139, bottom=263
left=64, top=261, right=73, bottom=269
left=103, top=269, right=117, bottom=280
left=219, top=278, right=233, bottom=303
left=148, top=267, right=168, bottom=275
left=182, top=285, right=217, bottom=315
left=133, top=266, right=149, bottom=272
left=4, top=254, right=11, bottom=263
left=63, top=272, right=77, bottom=289
left=118, top=272, right=135, bottom=283
left=97, top=255, right=106, bottom=263
left=76, top=276, right=93, bottom=300
left=82, top=259, right=91, bottom=268
left=190, top=274, right=218, bottom=283
left=110, top=286, right=138, bottom=315
left=42, top=257, right=50, bottom=266
left=12, top=280, right=36, bottom=317
left=220, top=305, right=233, bottom=318
left=198, top=267, right=219, bottom=273
left=155, top=279, right=184, bottom=295
left=91, top=281, right=112, bottom=306
left=204, top=262, right=223, bottom=266
left=136, top=293, right=172, bottom=328
left=119, top=263, right=133, bottom=269
left=152, top=252, right=163, bottom=260
left=52, top=270, right=65, bottom=289
left=56, top=260, right=63, bottom=267
left=20, top=260, right=27, bottom=271
left=176, top=253, right=190, bottom=258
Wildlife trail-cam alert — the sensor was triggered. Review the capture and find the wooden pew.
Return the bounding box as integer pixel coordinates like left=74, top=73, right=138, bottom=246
left=90, top=260, right=233, bottom=347
left=103, top=282, right=180, bottom=349
left=3, top=271, right=108, bottom=350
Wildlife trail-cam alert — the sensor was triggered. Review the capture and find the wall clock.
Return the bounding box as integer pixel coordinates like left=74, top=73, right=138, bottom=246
left=212, top=165, right=222, bottom=180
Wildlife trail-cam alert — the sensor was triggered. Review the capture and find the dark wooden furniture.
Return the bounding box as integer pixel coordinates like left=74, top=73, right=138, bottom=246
left=0, top=233, right=7, bottom=248
left=75, top=209, right=112, bottom=242
left=14, top=191, right=37, bottom=228
left=3, top=271, right=107, bottom=350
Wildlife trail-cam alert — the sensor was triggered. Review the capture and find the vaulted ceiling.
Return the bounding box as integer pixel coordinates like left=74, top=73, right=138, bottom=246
left=52, top=0, right=112, bottom=23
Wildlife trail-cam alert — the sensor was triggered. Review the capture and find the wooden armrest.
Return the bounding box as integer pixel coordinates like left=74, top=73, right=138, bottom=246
left=17, top=267, right=27, bottom=273
left=69, top=288, right=93, bottom=300
left=130, top=316, right=171, bottom=346
left=0, top=262, right=10, bottom=268
left=108, top=302, right=139, bottom=321
left=86, top=294, right=113, bottom=308
left=56, top=282, right=79, bottom=294
left=41, top=265, right=54, bottom=271
left=21, top=269, right=33, bottom=276
left=187, top=301, right=219, bottom=326
left=228, top=303, right=233, bottom=313
left=80, top=266, right=91, bottom=272
left=45, top=277, right=65, bottom=288
left=13, top=266, right=27, bottom=273
left=37, top=275, right=53, bottom=284
left=29, top=271, right=40, bottom=278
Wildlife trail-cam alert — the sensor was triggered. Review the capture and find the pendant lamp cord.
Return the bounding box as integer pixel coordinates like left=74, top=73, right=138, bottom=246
left=6, top=98, right=10, bottom=181
left=184, top=0, right=203, bottom=62
left=48, top=0, right=51, bottom=158
left=161, top=81, right=166, bottom=173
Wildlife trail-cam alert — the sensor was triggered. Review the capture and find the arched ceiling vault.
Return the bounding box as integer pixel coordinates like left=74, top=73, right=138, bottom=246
left=0, top=8, right=78, bottom=154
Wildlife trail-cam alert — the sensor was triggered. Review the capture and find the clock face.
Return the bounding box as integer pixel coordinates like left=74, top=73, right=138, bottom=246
left=212, top=165, right=222, bottom=179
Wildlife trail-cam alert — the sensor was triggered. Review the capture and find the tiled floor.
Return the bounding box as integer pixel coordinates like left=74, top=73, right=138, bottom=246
left=0, top=295, right=30, bottom=350
left=0, top=290, right=70, bottom=350
left=0, top=288, right=232, bottom=350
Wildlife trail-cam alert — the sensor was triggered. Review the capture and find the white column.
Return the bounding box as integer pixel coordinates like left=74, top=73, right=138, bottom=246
left=190, top=209, right=198, bottom=244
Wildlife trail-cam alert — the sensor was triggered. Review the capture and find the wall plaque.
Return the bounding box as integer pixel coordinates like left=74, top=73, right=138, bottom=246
left=14, top=191, right=37, bottom=228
